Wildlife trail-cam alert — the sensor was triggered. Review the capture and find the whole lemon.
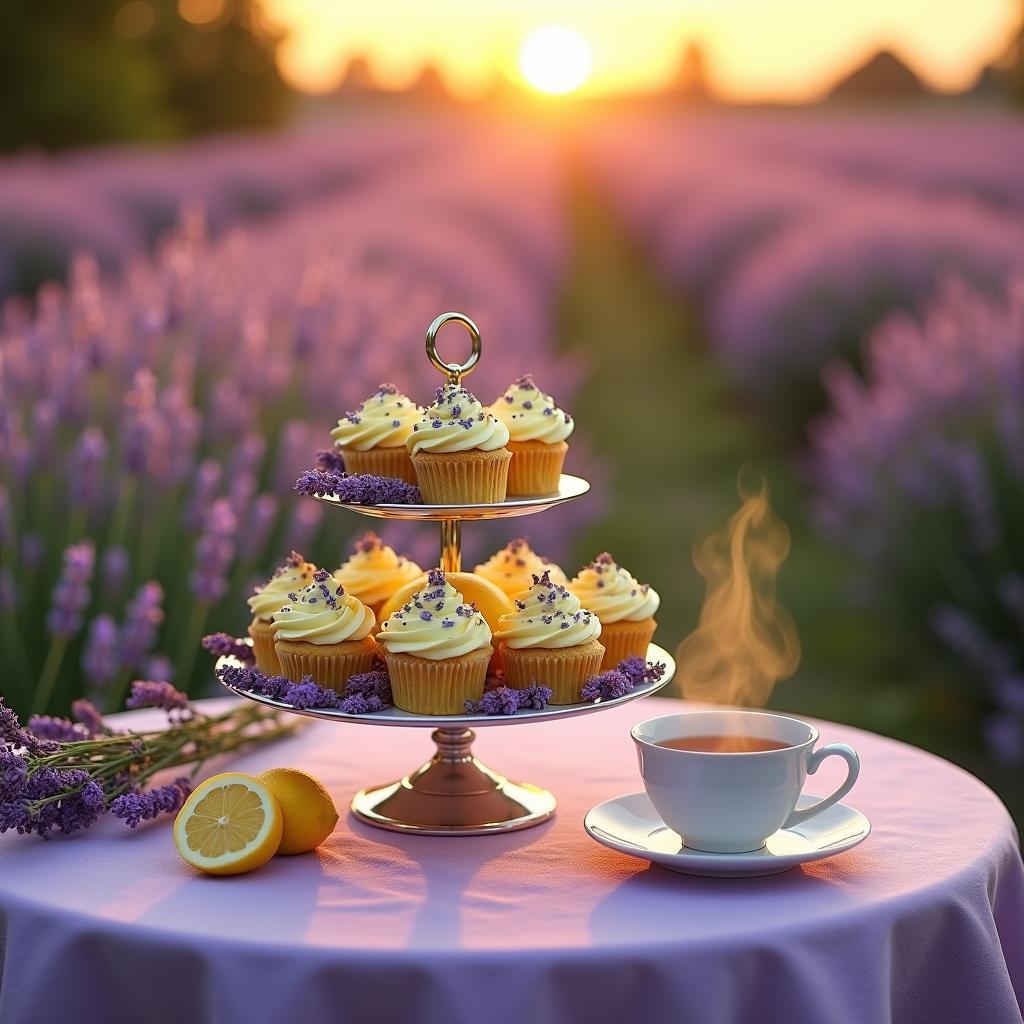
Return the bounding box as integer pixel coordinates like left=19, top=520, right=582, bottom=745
left=256, top=768, right=339, bottom=855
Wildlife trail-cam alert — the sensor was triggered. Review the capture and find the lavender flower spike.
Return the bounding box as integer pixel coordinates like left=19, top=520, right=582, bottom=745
left=26, top=715, right=91, bottom=742
left=100, top=545, right=131, bottom=604
left=581, top=670, right=632, bottom=702
left=120, top=582, right=164, bottom=671
left=46, top=541, right=95, bottom=637
left=82, top=614, right=120, bottom=686
left=110, top=778, right=191, bottom=828
left=465, top=687, right=521, bottom=716
left=126, top=680, right=189, bottom=712
left=70, top=426, right=109, bottom=507
left=189, top=498, right=237, bottom=603
left=294, top=469, right=343, bottom=497
left=71, top=699, right=106, bottom=736
left=202, top=633, right=256, bottom=663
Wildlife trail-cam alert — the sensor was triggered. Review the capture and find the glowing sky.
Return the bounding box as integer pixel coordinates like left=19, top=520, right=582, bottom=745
left=260, top=0, right=1021, bottom=101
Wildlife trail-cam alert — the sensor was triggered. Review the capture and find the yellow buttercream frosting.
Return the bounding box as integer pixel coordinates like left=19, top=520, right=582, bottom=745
left=488, top=374, right=574, bottom=443
left=376, top=569, right=492, bottom=660
left=331, top=383, right=422, bottom=452
left=474, top=538, right=568, bottom=599
left=247, top=552, right=317, bottom=622
left=570, top=553, right=661, bottom=623
left=334, top=532, right=422, bottom=608
left=273, top=570, right=375, bottom=644
left=495, top=571, right=601, bottom=649
left=406, top=382, right=509, bottom=454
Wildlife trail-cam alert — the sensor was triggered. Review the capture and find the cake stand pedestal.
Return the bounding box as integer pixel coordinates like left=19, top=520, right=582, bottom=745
left=351, top=726, right=556, bottom=835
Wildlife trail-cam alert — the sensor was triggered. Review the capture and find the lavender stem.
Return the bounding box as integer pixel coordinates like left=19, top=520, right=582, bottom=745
left=32, top=637, right=68, bottom=716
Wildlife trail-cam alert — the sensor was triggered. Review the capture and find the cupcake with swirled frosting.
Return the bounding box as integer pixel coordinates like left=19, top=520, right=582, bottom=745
left=376, top=568, right=493, bottom=714
left=333, top=531, right=423, bottom=620
left=494, top=571, right=604, bottom=704
left=272, top=569, right=377, bottom=688
left=246, top=551, right=317, bottom=675
left=474, top=538, right=568, bottom=600
left=406, top=382, right=511, bottom=504
left=488, top=375, right=573, bottom=496
left=331, top=383, right=422, bottom=484
left=569, top=553, right=660, bottom=669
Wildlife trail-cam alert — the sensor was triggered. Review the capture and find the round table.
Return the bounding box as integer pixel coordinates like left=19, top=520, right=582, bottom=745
left=1, top=697, right=1022, bottom=1024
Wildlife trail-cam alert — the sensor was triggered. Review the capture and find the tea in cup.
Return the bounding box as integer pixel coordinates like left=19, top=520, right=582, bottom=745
left=631, top=710, right=860, bottom=854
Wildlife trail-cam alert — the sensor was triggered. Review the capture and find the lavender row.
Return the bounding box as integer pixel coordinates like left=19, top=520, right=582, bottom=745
left=591, top=112, right=1024, bottom=759
left=0, top=121, right=601, bottom=716
left=589, top=113, right=1024, bottom=426
left=807, top=277, right=1024, bottom=762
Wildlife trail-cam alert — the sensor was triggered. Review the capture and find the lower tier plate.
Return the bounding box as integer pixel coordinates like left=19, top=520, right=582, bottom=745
left=219, top=643, right=676, bottom=728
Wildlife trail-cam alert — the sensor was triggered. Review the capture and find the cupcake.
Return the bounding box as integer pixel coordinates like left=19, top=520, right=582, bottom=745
left=407, top=382, right=511, bottom=504
left=331, top=383, right=422, bottom=484
left=333, top=531, right=422, bottom=621
left=246, top=551, right=317, bottom=675
left=273, top=570, right=377, bottom=689
left=570, top=553, right=660, bottom=670
left=375, top=569, right=492, bottom=714
left=474, top=538, right=568, bottom=600
left=489, top=375, right=573, bottom=496
left=494, top=571, right=604, bottom=705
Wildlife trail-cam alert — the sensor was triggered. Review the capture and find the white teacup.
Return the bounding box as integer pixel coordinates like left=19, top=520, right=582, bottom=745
left=631, top=710, right=860, bottom=854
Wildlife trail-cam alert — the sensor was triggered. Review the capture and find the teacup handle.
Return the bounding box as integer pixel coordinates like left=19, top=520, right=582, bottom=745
left=783, top=743, right=860, bottom=830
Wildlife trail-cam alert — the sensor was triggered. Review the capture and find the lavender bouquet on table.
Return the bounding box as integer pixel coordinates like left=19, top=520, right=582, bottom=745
left=0, top=681, right=299, bottom=838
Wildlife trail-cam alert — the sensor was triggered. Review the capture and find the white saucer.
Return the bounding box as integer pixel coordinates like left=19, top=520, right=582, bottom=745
left=584, top=792, right=871, bottom=877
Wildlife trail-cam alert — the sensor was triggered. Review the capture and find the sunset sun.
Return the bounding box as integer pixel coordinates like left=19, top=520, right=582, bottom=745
left=518, top=26, right=593, bottom=96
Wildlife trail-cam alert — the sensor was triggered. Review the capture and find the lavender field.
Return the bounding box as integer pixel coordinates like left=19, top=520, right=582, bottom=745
left=3, top=108, right=1024, bottom=814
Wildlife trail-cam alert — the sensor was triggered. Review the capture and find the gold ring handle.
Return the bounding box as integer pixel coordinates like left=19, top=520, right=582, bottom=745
left=425, top=312, right=481, bottom=385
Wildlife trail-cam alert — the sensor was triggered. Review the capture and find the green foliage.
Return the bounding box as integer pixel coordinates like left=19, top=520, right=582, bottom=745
left=0, top=0, right=292, bottom=151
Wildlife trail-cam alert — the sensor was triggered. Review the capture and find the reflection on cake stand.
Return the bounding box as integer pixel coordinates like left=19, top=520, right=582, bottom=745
left=220, top=312, right=676, bottom=835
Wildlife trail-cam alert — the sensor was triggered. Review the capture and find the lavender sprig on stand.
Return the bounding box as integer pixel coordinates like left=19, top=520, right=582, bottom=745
left=295, top=470, right=422, bottom=505
left=201, top=632, right=256, bottom=664
left=581, top=657, right=667, bottom=703
left=464, top=684, right=553, bottom=715
left=216, top=661, right=394, bottom=715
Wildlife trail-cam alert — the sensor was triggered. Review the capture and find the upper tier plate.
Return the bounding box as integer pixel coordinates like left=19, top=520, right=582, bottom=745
left=312, top=473, right=590, bottom=522
left=219, top=642, right=675, bottom=729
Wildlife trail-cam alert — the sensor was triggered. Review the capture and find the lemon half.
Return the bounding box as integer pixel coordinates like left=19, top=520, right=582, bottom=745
left=173, top=773, right=283, bottom=875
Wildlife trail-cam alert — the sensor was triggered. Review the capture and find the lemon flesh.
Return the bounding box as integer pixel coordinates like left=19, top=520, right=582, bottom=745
left=257, top=767, right=339, bottom=855
left=378, top=571, right=514, bottom=632
left=173, top=773, right=283, bottom=875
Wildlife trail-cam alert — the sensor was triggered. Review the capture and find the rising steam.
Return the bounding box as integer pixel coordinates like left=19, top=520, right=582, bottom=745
left=676, top=477, right=800, bottom=707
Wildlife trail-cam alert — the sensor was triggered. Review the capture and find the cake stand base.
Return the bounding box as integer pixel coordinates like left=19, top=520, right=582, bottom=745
left=350, top=727, right=556, bottom=836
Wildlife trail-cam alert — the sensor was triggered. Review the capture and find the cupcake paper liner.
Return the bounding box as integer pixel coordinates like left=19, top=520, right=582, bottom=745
left=501, top=639, right=606, bottom=705
left=506, top=440, right=567, bottom=497
left=247, top=617, right=282, bottom=676
left=339, top=445, right=418, bottom=485
left=385, top=647, right=491, bottom=715
left=275, top=637, right=377, bottom=690
left=411, top=448, right=511, bottom=504
left=597, top=619, right=657, bottom=670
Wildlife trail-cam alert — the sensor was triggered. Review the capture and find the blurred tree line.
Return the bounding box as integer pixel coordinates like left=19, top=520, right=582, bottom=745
left=0, top=0, right=292, bottom=151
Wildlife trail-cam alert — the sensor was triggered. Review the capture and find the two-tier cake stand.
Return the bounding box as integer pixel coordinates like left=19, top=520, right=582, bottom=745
left=220, top=312, right=675, bottom=835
